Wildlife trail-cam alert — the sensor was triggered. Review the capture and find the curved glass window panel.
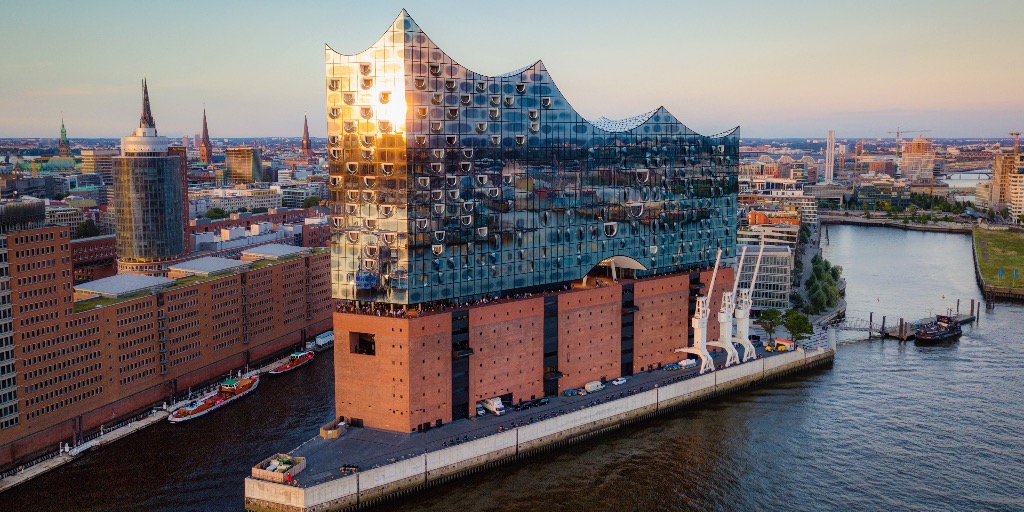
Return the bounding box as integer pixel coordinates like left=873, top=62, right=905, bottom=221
left=325, top=11, right=738, bottom=304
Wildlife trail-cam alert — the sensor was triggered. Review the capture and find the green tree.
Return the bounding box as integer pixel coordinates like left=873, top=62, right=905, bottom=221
left=829, top=265, right=842, bottom=282
left=251, top=207, right=269, bottom=214
left=760, top=308, right=783, bottom=339
left=790, top=292, right=805, bottom=310
left=783, top=309, right=814, bottom=342
left=302, top=195, right=322, bottom=209
left=237, top=207, right=248, bottom=213
left=205, top=208, right=228, bottom=220
left=75, top=219, right=101, bottom=238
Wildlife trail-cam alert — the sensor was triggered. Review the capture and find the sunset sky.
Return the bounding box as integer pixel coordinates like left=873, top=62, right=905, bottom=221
left=2, top=0, right=1022, bottom=139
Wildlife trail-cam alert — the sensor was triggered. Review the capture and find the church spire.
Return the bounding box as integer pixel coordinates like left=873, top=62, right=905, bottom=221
left=202, top=109, right=210, bottom=144
left=199, top=109, right=213, bottom=164
left=301, top=113, right=312, bottom=157
left=140, top=78, right=156, bottom=129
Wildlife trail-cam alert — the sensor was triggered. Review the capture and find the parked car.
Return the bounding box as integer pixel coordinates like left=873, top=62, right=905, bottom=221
left=611, top=377, right=628, bottom=386
left=538, top=397, right=550, bottom=406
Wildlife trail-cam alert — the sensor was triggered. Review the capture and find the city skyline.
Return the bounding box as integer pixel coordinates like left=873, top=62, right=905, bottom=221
left=1, top=1, right=1023, bottom=139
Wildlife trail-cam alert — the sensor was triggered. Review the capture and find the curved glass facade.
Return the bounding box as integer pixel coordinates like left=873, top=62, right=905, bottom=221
left=112, top=155, right=186, bottom=265
left=327, top=11, right=738, bottom=305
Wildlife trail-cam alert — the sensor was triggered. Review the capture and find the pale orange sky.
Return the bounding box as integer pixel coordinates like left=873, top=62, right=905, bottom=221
left=1, top=0, right=1022, bottom=138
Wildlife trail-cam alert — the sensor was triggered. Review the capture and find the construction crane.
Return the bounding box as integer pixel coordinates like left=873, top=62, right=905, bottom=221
left=853, top=140, right=866, bottom=176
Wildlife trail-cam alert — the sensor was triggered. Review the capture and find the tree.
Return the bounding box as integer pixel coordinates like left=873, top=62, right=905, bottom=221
left=760, top=308, right=783, bottom=339
left=829, top=265, right=842, bottom=282
left=783, top=309, right=814, bottom=343
left=75, top=219, right=101, bottom=238
left=237, top=207, right=248, bottom=213
left=302, top=196, right=322, bottom=209
left=252, top=207, right=269, bottom=214
left=205, top=208, right=228, bottom=220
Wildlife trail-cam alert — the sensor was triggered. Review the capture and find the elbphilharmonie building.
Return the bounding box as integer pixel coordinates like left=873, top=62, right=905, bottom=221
left=326, top=10, right=738, bottom=306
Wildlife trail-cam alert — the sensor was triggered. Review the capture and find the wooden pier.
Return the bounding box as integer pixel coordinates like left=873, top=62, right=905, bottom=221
left=828, top=298, right=979, bottom=342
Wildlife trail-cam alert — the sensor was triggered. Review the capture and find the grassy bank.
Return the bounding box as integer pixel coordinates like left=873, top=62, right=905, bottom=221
left=974, top=229, right=1024, bottom=285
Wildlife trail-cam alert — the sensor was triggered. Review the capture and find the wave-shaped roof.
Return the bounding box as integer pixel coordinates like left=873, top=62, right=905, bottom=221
left=326, top=9, right=737, bottom=138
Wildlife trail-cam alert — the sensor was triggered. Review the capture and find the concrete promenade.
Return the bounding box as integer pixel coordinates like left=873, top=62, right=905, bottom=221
left=244, top=347, right=835, bottom=512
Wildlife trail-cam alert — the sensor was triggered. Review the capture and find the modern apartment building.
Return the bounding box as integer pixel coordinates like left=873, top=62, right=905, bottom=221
left=226, top=147, right=264, bottom=184
left=327, top=11, right=739, bottom=432
left=735, top=244, right=793, bottom=310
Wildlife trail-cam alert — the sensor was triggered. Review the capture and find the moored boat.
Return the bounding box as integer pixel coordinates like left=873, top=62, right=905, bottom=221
left=269, top=350, right=315, bottom=375
left=914, top=314, right=962, bottom=344
left=168, top=374, right=259, bottom=423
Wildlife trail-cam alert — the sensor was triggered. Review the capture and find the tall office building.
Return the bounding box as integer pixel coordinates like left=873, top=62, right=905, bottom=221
left=80, top=149, right=118, bottom=207
left=301, top=114, right=313, bottom=157
left=112, top=80, right=187, bottom=275
left=900, top=136, right=936, bottom=183
left=327, top=11, right=739, bottom=432
left=226, top=147, right=264, bottom=184
left=199, top=109, right=213, bottom=165
left=182, top=135, right=190, bottom=149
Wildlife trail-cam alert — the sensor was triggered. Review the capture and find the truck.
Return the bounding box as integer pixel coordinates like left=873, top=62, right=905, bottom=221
left=479, top=397, right=505, bottom=416
left=584, top=381, right=605, bottom=393
left=679, top=359, right=697, bottom=369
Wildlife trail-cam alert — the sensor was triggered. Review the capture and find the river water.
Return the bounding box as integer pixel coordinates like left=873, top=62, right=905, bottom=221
left=6, top=225, right=1023, bottom=511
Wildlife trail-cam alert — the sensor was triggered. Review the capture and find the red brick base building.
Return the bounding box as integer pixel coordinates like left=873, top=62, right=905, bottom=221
left=333, top=267, right=732, bottom=433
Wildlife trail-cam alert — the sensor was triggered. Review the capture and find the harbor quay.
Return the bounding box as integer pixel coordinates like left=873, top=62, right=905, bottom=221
left=245, top=346, right=834, bottom=512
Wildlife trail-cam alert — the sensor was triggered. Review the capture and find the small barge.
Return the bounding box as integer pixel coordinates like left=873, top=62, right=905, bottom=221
left=914, top=314, right=962, bottom=344
left=169, top=374, right=259, bottom=423
left=269, top=351, right=315, bottom=375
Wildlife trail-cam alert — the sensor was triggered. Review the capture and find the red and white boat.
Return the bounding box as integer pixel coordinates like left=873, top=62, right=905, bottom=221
left=268, top=350, right=315, bottom=375
left=168, top=374, right=259, bottom=423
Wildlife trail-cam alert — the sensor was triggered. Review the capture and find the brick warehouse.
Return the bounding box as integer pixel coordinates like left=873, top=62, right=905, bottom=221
left=0, top=220, right=334, bottom=469
left=334, top=266, right=733, bottom=432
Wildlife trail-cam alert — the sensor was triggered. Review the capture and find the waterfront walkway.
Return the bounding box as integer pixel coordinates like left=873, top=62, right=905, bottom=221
left=283, top=346, right=777, bottom=488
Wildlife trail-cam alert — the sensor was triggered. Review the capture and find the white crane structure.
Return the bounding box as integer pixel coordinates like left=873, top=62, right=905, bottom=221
left=675, top=249, right=721, bottom=374
left=734, top=244, right=765, bottom=362
left=706, top=246, right=747, bottom=368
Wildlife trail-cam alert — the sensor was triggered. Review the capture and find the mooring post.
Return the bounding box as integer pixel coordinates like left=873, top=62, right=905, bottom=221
left=869, top=312, right=874, bottom=338
left=881, top=316, right=886, bottom=337
left=956, top=299, right=960, bottom=315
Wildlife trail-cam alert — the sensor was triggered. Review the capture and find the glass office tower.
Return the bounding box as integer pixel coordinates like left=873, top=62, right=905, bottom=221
left=327, top=10, right=738, bottom=305
left=113, top=80, right=186, bottom=275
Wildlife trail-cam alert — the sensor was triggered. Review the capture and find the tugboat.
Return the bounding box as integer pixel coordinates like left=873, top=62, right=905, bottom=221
left=914, top=314, right=962, bottom=344
left=268, top=350, right=315, bottom=375
left=168, top=374, right=259, bottom=423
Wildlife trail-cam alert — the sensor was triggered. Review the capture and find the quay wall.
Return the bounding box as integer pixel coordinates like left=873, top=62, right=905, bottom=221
left=244, top=348, right=834, bottom=512
left=819, top=215, right=974, bottom=234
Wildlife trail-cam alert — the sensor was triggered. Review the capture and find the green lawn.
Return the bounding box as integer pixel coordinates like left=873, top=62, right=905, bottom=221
left=974, top=229, right=1024, bottom=286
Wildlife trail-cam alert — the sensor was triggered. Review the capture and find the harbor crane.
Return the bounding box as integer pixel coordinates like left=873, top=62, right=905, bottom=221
left=734, top=244, right=765, bottom=362
left=707, top=246, right=747, bottom=368
left=675, top=248, right=722, bottom=374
